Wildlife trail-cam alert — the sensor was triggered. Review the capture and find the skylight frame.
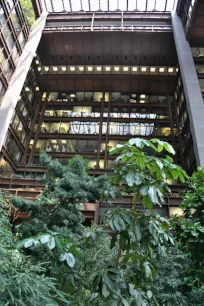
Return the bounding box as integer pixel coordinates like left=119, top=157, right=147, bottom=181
left=42, top=0, right=178, bottom=13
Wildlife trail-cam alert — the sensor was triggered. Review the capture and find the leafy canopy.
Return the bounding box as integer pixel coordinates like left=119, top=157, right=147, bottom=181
left=89, top=138, right=188, bottom=306
left=171, top=167, right=204, bottom=287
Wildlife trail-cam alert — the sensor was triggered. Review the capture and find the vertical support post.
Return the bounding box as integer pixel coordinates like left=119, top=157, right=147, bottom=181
left=94, top=201, right=100, bottom=224
left=21, top=95, right=42, bottom=165
left=96, top=92, right=105, bottom=168
left=171, top=11, right=204, bottom=166
left=28, top=98, right=48, bottom=164
left=104, top=91, right=111, bottom=171
left=173, top=93, right=184, bottom=167
left=167, top=93, right=175, bottom=147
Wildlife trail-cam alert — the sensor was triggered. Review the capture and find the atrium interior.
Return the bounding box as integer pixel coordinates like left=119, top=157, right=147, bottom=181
left=0, top=0, right=204, bottom=220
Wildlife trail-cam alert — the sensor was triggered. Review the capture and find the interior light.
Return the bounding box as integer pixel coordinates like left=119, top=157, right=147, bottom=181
left=70, top=66, right=75, bottom=71
left=105, top=67, right=111, bottom=71
left=123, top=67, right=129, bottom=71
left=38, top=67, right=41, bottom=71
left=88, top=66, right=93, bottom=71
left=70, top=94, right=75, bottom=97
left=168, top=68, right=174, bottom=72
left=114, top=67, right=120, bottom=71
left=141, top=67, right=147, bottom=72
left=61, top=67, right=66, bottom=71
left=44, top=67, right=49, bottom=72
left=52, top=140, right=57, bottom=143
left=132, top=67, right=137, bottom=71
left=79, top=66, right=84, bottom=71
left=96, top=66, right=102, bottom=71
left=140, top=95, right=146, bottom=98
left=35, top=87, right=39, bottom=91
left=159, top=67, right=165, bottom=72
left=34, top=53, right=37, bottom=58
left=62, top=140, right=66, bottom=143
left=176, top=68, right=179, bottom=72
left=25, top=87, right=30, bottom=92
left=53, top=67, right=58, bottom=71
left=35, top=60, right=39, bottom=65
left=17, top=96, right=21, bottom=100
left=150, top=67, right=156, bottom=72
left=140, top=100, right=145, bottom=103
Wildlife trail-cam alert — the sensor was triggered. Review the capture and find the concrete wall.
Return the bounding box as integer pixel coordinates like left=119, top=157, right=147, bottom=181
left=171, top=11, right=204, bottom=167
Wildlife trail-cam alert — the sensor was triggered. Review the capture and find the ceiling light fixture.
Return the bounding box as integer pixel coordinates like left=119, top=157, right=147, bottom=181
left=150, top=67, right=156, bottom=72
left=88, top=66, right=93, bottom=71
left=96, top=66, right=102, bottom=71
left=70, top=66, right=75, bottom=71
left=105, top=67, right=111, bottom=71
left=44, top=67, right=49, bottom=72
left=114, top=67, right=120, bottom=71
left=140, top=95, right=146, bottom=98
left=79, top=66, right=84, bottom=71
left=35, top=87, right=39, bottom=91
left=123, top=67, right=129, bottom=71
left=168, top=68, right=174, bottom=72
left=132, top=67, right=137, bottom=71
left=159, top=67, right=165, bottom=72
left=53, top=67, right=58, bottom=71
left=61, top=67, right=66, bottom=71
left=141, top=67, right=147, bottom=72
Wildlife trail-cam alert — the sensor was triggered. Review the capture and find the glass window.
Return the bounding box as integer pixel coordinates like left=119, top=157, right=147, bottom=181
left=0, top=80, right=6, bottom=100
left=0, top=4, right=6, bottom=26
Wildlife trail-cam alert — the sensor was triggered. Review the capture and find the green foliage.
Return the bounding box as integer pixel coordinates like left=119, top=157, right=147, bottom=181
left=20, top=0, right=35, bottom=26
left=152, top=247, right=204, bottom=306
left=87, top=138, right=188, bottom=306
left=0, top=192, right=67, bottom=306
left=12, top=155, right=114, bottom=301
left=171, top=167, right=204, bottom=287
left=110, top=138, right=188, bottom=210
left=6, top=145, right=204, bottom=305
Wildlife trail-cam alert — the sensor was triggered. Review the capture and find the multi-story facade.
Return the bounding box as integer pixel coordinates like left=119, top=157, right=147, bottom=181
left=0, top=0, right=204, bottom=218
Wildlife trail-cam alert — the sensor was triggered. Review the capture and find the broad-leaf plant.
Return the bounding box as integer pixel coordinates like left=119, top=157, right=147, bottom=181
left=90, top=138, right=188, bottom=306
left=171, top=167, right=204, bottom=288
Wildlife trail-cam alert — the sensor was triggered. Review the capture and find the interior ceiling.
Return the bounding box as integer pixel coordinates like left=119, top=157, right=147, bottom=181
left=38, top=31, right=177, bottom=66
left=38, top=74, right=177, bottom=93
left=41, top=0, right=178, bottom=13
left=188, top=1, right=204, bottom=47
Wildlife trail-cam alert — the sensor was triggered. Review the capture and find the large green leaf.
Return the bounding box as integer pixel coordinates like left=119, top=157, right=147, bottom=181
left=24, top=238, right=34, bottom=248
left=40, top=234, right=51, bottom=244
left=47, top=236, right=55, bottom=249
left=66, top=253, right=75, bottom=268
left=142, top=195, right=153, bottom=210
left=148, top=186, right=158, bottom=204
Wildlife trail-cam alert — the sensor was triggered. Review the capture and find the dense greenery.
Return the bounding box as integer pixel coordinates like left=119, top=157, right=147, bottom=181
left=1, top=139, right=204, bottom=305
left=0, top=192, right=66, bottom=305
left=172, top=167, right=204, bottom=288
left=20, top=0, right=35, bottom=26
